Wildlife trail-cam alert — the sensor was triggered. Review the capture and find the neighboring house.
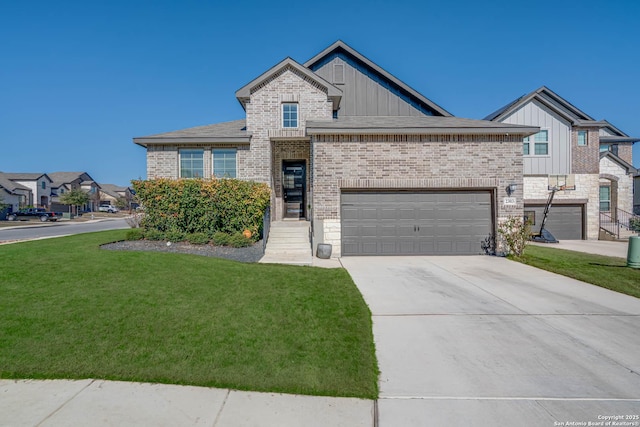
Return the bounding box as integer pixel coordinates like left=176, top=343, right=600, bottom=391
left=598, top=121, right=639, bottom=219
left=0, top=173, right=53, bottom=208
left=0, top=172, right=33, bottom=216
left=486, top=86, right=638, bottom=240
left=99, top=184, right=135, bottom=210
left=49, top=172, right=102, bottom=212
left=135, top=41, right=538, bottom=257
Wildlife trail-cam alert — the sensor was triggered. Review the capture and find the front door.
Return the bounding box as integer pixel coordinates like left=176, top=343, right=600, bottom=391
left=282, top=161, right=305, bottom=219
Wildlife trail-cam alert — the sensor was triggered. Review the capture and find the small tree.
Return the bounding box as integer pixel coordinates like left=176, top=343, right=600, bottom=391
left=498, top=216, right=531, bottom=258
left=59, top=189, right=90, bottom=215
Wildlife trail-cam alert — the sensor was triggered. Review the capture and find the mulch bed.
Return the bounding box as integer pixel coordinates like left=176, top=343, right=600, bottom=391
left=101, top=240, right=265, bottom=263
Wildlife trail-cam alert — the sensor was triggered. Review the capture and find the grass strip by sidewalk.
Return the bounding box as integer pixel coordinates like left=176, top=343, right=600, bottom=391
left=518, top=245, right=640, bottom=298
left=0, top=230, right=379, bottom=399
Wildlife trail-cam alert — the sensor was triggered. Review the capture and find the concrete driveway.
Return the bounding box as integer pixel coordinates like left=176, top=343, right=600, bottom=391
left=340, top=256, right=640, bottom=426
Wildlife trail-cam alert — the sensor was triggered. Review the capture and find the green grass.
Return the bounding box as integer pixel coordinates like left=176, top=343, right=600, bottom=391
left=518, top=245, right=640, bottom=298
left=0, top=231, right=378, bottom=399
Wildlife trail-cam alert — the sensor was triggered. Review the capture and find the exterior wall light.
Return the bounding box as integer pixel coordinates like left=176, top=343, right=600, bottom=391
left=505, top=183, right=517, bottom=196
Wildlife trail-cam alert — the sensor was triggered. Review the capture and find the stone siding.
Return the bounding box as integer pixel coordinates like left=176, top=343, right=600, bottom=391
left=523, top=174, right=599, bottom=239
left=312, top=134, right=525, bottom=256
left=599, top=156, right=634, bottom=214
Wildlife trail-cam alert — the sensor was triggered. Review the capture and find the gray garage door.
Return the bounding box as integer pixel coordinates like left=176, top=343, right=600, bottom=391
left=525, top=204, right=584, bottom=240
left=341, top=191, right=493, bottom=256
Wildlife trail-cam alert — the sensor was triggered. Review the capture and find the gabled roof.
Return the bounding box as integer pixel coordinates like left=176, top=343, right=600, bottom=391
left=48, top=172, right=97, bottom=188
left=599, top=120, right=640, bottom=144
left=304, top=40, right=452, bottom=117
left=306, top=116, right=539, bottom=136
left=1, top=172, right=52, bottom=182
left=235, top=58, right=342, bottom=111
left=600, top=151, right=638, bottom=174
left=133, top=120, right=250, bottom=147
left=100, top=184, right=130, bottom=198
left=485, top=86, right=604, bottom=127
left=0, top=173, right=31, bottom=193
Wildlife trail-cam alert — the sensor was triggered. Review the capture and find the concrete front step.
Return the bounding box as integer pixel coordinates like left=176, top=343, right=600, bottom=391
left=260, top=221, right=312, bottom=265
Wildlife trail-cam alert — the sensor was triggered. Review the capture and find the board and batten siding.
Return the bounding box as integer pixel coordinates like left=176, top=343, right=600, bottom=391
left=500, top=99, right=571, bottom=175
left=312, top=57, right=427, bottom=117
left=599, top=128, right=617, bottom=137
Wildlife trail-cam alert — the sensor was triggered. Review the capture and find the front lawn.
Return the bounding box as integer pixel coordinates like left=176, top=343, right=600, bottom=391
left=519, top=245, right=640, bottom=298
left=0, top=231, right=378, bottom=399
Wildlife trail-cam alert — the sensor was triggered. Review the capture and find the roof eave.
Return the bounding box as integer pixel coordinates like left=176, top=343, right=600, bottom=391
left=134, top=136, right=252, bottom=147
left=600, top=136, right=640, bottom=144
left=307, top=126, right=539, bottom=136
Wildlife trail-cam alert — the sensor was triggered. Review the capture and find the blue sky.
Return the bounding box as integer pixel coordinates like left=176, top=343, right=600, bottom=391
left=1, top=0, right=639, bottom=186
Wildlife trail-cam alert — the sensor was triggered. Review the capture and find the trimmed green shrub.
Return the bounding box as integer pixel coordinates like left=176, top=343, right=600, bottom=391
left=228, top=233, right=252, bottom=248
left=131, top=178, right=270, bottom=238
left=125, top=229, right=144, bottom=241
left=144, top=228, right=165, bottom=241
left=212, top=232, right=231, bottom=246
left=165, top=228, right=185, bottom=242
left=186, top=232, right=209, bottom=245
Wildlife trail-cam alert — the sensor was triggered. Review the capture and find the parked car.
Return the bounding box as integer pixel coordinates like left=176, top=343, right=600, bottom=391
left=7, top=208, right=59, bottom=222
left=98, top=205, right=119, bottom=213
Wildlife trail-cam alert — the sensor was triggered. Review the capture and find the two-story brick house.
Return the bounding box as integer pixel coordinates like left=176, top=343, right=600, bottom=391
left=0, top=173, right=53, bottom=209
left=135, top=41, right=538, bottom=256
left=486, top=86, right=638, bottom=240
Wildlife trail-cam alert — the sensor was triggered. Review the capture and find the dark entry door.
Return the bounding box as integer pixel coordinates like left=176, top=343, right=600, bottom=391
left=283, top=161, right=305, bottom=219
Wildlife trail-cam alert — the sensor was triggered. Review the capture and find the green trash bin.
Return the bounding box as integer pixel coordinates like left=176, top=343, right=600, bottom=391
left=627, top=236, right=640, bottom=269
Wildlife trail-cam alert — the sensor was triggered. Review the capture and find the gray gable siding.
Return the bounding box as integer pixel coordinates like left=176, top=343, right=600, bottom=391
left=500, top=99, right=571, bottom=175
left=310, top=53, right=435, bottom=117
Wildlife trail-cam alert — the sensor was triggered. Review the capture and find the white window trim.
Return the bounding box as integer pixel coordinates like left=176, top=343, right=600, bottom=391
left=212, top=148, right=238, bottom=179
left=525, top=129, right=550, bottom=157
left=282, top=103, right=299, bottom=129
left=179, top=148, right=205, bottom=179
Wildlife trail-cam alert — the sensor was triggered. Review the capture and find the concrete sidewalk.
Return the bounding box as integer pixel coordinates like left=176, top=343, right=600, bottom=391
left=530, top=239, right=631, bottom=258
left=0, top=379, right=374, bottom=427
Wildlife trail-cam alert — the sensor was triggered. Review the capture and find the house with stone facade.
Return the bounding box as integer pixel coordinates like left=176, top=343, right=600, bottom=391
left=486, top=86, right=638, bottom=240
left=134, top=40, right=539, bottom=256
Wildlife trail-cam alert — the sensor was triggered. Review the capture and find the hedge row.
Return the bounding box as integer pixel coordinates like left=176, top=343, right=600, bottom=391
left=131, top=178, right=271, bottom=238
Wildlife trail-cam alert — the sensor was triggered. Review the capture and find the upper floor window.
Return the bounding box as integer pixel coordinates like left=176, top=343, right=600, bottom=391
left=600, top=143, right=618, bottom=156
left=577, top=130, right=587, bottom=146
left=41, top=181, right=46, bottom=190
left=213, top=149, right=237, bottom=178
left=180, top=149, right=204, bottom=178
left=533, top=130, right=549, bottom=155
left=282, top=103, right=298, bottom=128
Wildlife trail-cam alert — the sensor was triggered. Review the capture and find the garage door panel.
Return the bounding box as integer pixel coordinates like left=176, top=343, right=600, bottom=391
left=526, top=204, right=583, bottom=240
left=341, top=191, right=493, bottom=255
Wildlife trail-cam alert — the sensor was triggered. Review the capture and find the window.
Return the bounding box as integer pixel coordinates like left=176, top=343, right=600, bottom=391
left=577, top=130, right=587, bottom=146
left=213, top=149, right=236, bottom=178
left=523, top=136, right=530, bottom=155
left=534, top=130, right=548, bottom=155
left=524, top=210, right=536, bottom=226
left=599, top=186, right=611, bottom=212
left=282, top=103, right=298, bottom=128
left=41, top=181, right=46, bottom=190
left=180, top=149, right=204, bottom=178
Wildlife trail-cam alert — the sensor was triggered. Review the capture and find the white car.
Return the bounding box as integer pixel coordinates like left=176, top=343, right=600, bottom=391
left=98, top=205, right=119, bottom=213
